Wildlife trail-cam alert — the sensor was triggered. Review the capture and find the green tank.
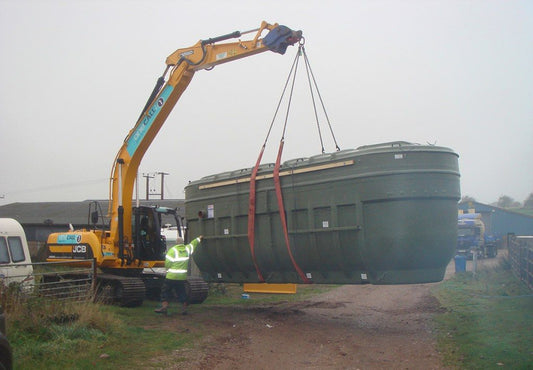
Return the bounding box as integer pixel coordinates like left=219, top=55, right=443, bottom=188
left=185, top=141, right=460, bottom=285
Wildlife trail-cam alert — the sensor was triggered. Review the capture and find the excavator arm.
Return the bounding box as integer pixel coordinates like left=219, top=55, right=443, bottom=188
left=109, top=21, right=302, bottom=261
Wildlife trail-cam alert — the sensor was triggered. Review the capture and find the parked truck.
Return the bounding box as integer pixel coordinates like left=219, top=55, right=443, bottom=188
left=457, top=213, right=498, bottom=259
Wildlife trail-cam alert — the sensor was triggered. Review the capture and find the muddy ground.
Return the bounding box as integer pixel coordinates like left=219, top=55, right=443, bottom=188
left=149, top=256, right=499, bottom=369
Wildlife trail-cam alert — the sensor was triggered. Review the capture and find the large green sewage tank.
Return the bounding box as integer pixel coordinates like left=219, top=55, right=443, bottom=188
left=185, top=141, right=460, bottom=285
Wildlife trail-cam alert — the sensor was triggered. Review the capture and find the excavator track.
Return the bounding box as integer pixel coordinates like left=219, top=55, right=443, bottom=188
left=96, top=274, right=146, bottom=307
left=141, top=274, right=209, bottom=304
left=185, top=276, right=209, bottom=304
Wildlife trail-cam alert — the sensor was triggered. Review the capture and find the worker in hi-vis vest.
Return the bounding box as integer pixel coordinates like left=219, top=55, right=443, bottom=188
left=155, top=235, right=203, bottom=315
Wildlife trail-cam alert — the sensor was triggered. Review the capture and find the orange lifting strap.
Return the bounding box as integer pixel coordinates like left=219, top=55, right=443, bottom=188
left=273, top=139, right=311, bottom=283
left=248, top=43, right=336, bottom=284
left=247, top=140, right=310, bottom=284
left=247, top=145, right=266, bottom=282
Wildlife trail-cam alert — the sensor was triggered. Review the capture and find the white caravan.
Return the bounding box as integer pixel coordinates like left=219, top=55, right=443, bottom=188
left=0, top=218, right=34, bottom=288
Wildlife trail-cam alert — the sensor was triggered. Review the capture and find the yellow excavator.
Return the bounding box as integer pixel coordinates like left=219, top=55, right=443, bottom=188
left=45, top=21, right=303, bottom=306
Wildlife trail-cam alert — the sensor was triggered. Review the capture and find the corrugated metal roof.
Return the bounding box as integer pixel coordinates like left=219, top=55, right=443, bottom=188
left=458, top=201, right=533, bottom=219
left=0, top=199, right=185, bottom=225
left=458, top=201, right=533, bottom=236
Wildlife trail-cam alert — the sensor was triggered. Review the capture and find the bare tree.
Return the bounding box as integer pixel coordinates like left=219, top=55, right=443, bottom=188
left=524, top=193, right=533, bottom=209
left=460, top=195, right=476, bottom=204
left=497, top=195, right=521, bottom=208
left=497, top=195, right=512, bottom=208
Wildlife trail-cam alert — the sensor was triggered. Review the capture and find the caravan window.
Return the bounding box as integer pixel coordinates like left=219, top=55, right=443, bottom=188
left=0, top=238, right=9, bottom=263
left=7, top=237, right=25, bottom=263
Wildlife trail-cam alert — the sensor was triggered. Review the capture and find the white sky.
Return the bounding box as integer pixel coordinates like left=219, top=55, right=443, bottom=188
left=0, top=0, right=532, bottom=206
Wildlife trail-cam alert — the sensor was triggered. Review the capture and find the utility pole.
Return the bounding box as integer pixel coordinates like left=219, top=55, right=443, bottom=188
left=142, top=173, right=155, bottom=200
left=142, top=172, right=169, bottom=200
left=157, top=172, right=169, bottom=200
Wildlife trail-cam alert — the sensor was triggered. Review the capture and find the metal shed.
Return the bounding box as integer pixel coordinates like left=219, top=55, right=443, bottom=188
left=458, top=201, right=533, bottom=238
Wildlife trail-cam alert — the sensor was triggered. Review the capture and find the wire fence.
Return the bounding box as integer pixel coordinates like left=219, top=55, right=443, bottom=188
left=507, top=234, right=533, bottom=291
left=0, top=259, right=96, bottom=304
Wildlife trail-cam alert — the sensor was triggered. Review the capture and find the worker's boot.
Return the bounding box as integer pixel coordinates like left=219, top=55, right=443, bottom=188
left=154, top=301, right=169, bottom=314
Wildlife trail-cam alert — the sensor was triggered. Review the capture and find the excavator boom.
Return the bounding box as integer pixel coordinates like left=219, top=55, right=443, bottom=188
left=109, top=22, right=302, bottom=253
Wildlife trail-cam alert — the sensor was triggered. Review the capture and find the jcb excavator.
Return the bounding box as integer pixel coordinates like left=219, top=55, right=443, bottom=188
left=45, top=21, right=303, bottom=307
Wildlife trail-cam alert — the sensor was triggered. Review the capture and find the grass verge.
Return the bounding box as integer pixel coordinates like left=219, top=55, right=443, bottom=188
left=432, top=259, right=533, bottom=369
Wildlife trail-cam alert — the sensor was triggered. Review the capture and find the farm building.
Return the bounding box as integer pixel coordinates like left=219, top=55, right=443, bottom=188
left=458, top=201, right=533, bottom=239
left=0, top=199, right=185, bottom=257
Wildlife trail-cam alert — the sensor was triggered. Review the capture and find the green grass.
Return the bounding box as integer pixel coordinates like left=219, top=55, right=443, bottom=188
left=3, top=290, right=193, bottom=369
left=432, top=260, right=533, bottom=369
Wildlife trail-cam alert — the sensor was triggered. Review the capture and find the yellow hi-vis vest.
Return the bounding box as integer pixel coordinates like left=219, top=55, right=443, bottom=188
left=164, top=237, right=201, bottom=280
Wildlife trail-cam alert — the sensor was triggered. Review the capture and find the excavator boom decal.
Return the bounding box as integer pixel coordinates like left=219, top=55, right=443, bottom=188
left=127, top=85, right=174, bottom=157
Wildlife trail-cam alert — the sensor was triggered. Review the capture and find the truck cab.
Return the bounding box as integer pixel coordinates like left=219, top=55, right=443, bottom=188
left=457, top=213, right=497, bottom=259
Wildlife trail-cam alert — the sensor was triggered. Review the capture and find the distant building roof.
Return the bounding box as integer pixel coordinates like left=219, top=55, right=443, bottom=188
left=0, top=199, right=185, bottom=226
left=458, top=201, right=533, bottom=218
left=458, top=201, right=533, bottom=236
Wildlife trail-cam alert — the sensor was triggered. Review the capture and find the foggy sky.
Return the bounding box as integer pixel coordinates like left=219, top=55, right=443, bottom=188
left=1, top=0, right=532, bottom=206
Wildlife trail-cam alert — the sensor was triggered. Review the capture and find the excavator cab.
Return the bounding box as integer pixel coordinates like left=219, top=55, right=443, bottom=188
left=132, top=206, right=183, bottom=262
left=132, top=206, right=166, bottom=261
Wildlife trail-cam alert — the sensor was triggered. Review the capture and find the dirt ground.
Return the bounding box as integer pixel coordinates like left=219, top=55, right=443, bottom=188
left=150, top=256, right=500, bottom=370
